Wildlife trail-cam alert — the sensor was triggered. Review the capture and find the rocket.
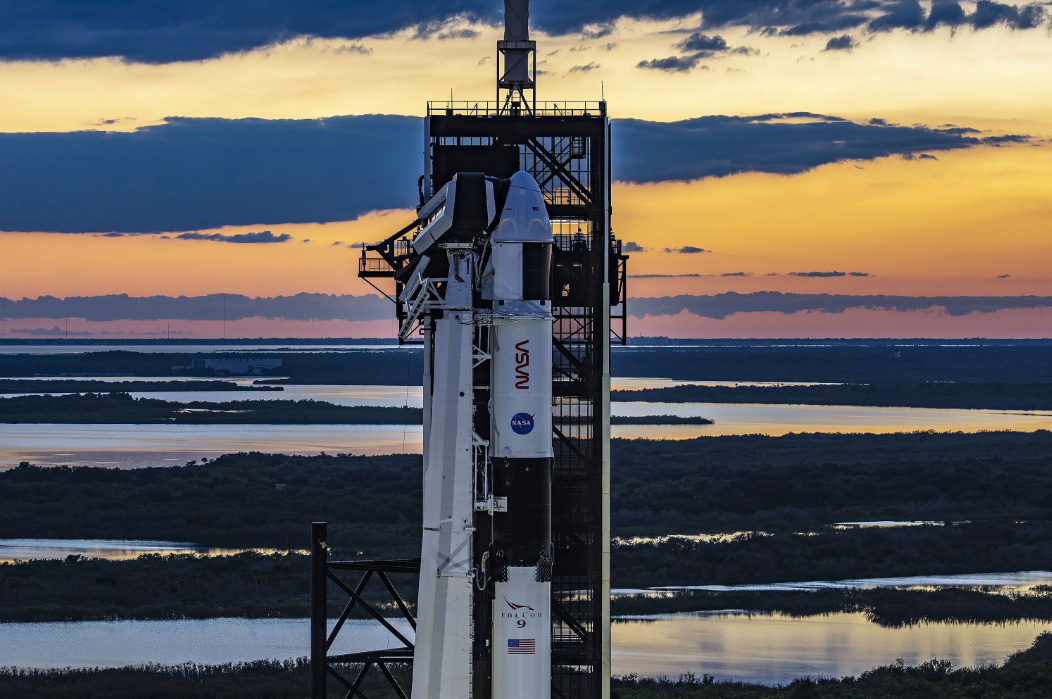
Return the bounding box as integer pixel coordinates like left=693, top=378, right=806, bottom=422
left=484, top=172, right=553, bottom=699
left=402, top=170, right=553, bottom=699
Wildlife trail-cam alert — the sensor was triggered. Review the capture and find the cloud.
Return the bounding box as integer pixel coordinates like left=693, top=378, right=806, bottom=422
left=721, top=272, right=752, bottom=277
left=823, top=35, right=856, bottom=51
left=629, top=292, right=1052, bottom=320
left=0, top=1, right=1046, bottom=63
left=662, top=246, right=711, bottom=254
left=0, top=293, right=391, bottom=322
left=639, top=32, right=757, bottom=73
left=637, top=54, right=707, bottom=73
left=998, top=274, right=1011, bottom=278
left=0, top=113, right=1029, bottom=233
left=175, top=230, right=292, bottom=244
left=0, top=115, right=421, bottom=233
left=622, top=241, right=648, bottom=252
left=611, top=113, right=1029, bottom=184
left=568, top=62, right=600, bottom=72
left=789, top=271, right=847, bottom=277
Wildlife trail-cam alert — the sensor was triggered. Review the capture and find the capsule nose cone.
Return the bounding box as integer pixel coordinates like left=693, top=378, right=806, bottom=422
left=509, top=170, right=542, bottom=193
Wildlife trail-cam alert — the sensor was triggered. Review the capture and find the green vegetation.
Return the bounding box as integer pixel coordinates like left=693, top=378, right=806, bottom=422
left=613, top=382, right=1052, bottom=410
left=0, top=453, right=420, bottom=551
left=613, top=523, right=1052, bottom=588
left=5, top=634, right=1052, bottom=698
left=7, top=550, right=1052, bottom=625
left=614, top=587, right=1052, bottom=628
left=0, top=392, right=421, bottom=424
left=0, top=379, right=280, bottom=394
left=3, top=341, right=1052, bottom=385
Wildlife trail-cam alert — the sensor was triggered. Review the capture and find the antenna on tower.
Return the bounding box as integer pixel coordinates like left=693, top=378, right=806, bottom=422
left=497, top=0, right=536, bottom=114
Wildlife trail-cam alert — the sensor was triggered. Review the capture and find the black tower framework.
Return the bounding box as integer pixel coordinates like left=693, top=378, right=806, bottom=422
left=347, top=99, right=627, bottom=699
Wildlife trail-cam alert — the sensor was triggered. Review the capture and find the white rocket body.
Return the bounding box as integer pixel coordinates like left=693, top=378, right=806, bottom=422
left=406, top=171, right=553, bottom=699
left=485, top=171, right=553, bottom=699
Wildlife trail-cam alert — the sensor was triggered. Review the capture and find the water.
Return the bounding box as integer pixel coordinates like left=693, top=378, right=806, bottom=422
left=2, top=613, right=1048, bottom=684
left=0, top=618, right=410, bottom=669
left=0, top=539, right=296, bottom=562
left=613, top=571, right=1052, bottom=595
left=0, top=424, right=425, bottom=469
left=613, top=401, right=1052, bottom=436
left=611, top=612, right=1052, bottom=685
left=3, top=396, right=1052, bottom=468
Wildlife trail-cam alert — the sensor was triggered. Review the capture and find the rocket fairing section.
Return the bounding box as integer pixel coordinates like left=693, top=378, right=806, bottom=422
left=487, top=172, right=554, bottom=699
left=403, top=170, right=553, bottom=699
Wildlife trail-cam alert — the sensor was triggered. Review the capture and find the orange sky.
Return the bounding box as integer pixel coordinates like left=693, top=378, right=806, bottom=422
left=1, top=14, right=1051, bottom=337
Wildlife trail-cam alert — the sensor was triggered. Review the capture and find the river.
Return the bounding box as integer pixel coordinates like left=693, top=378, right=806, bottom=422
left=1, top=613, right=1048, bottom=685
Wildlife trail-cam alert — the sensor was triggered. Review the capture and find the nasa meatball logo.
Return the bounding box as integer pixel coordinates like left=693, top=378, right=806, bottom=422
left=510, top=412, right=535, bottom=435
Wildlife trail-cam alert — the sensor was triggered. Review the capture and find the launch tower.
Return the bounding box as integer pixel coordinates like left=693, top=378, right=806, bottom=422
left=313, top=2, right=627, bottom=697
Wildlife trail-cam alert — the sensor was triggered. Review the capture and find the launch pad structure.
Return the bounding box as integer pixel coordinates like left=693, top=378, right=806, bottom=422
left=311, top=3, right=628, bottom=697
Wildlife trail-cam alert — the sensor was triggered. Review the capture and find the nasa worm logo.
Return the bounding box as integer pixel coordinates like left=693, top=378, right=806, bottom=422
left=510, top=412, right=535, bottom=435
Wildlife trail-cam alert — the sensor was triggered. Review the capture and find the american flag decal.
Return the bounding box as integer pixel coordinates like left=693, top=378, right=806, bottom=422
left=507, top=638, right=536, bottom=655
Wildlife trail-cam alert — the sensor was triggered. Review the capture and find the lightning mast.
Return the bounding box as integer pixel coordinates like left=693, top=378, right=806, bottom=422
left=314, top=2, right=628, bottom=697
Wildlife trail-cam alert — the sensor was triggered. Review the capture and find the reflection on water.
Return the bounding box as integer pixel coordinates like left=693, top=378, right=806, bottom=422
left=0, top=618, right=412, bottom=669
left=0, top=424, right=426, bottom=470
left=616, top=570, right=1052, bottom=595
left=3, top=613, right=1049, bottom=684
left=613, top=379, right=841, bottom=390
left=611, top=611, right=1052, bottom=685
left=0, top=539, right=299, bottom=562
left=613, top=401, right=1052, bottom=437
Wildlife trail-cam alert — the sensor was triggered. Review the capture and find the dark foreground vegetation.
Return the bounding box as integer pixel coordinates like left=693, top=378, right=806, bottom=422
left=0, top=379, right=280, bottom=394
left=7, top=432, right=1052, bottom=620
left=6, top=432, right=1052, bottom=545
left=613, top=587, right=1052, bottom=628
left=5, top=633, right=1052, bottom=698
left=7, top=549, right=1052, bottom=625
left=3, top=341, right=1052, bottom=385
left=0, top=392, right=421, bottom=424
left=613, top=382, right=1052, bottom=410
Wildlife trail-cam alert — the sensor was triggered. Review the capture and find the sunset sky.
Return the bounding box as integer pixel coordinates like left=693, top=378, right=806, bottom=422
left=1, top=0, right=1050, bottom=338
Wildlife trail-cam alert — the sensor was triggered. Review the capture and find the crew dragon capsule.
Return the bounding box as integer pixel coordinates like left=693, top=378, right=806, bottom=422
left=399, top=170, right=553, bottom=699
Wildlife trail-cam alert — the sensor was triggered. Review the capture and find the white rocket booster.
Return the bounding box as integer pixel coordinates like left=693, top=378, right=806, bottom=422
left=404, top=170, right=553, bottom=699
left=484, top=171, right=553, bottom=699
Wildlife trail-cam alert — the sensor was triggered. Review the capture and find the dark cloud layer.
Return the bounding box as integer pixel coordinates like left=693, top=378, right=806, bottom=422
left=0, top=0, right=1045, bottom=64
left=631, top=292, right=1052, bottom=320
left=611, top=113, right=1026, bottom=183
left=0, top=293, right=390, bottom=322
left=6, top=292, right=1051, bottom=324
left=0, top=113, right=1028, bottom=233
left=176, top=230, right=292, bottom=243
left=0, top=116, right=420, bottom=233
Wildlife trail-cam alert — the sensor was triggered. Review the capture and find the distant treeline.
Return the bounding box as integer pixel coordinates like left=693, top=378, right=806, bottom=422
left=612, top=522, right=1052, bottom=588
left=613, top=382, right=1052, bottom=410
left=5, top=634, right=1052, bottom=698
left=6, top=550, right=1052, bottom=626
left=6, top=432, right=1052, bottom=545
left=613, top=586, right=1052, bottom=628
left=3, top=343, right=1052, bottom=385
left=0, top=393, right=421, bottom=424
left=0, top=379, right=279, bottom=394
left=610, top=415, right=714, bottom=424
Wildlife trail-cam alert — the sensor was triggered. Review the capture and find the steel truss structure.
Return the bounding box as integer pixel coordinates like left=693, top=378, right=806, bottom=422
left=318, top=100, right=626, bottom=699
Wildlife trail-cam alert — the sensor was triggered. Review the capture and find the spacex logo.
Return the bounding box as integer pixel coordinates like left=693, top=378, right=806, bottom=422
left=514, top=340, right=530, bottom=389
left=505, top=597, right=535, bottom=612
left=510, top=413, right=535, bottom=435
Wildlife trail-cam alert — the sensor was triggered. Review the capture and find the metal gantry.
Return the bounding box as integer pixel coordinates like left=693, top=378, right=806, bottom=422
left=335, top=100, right=627, bottom=699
